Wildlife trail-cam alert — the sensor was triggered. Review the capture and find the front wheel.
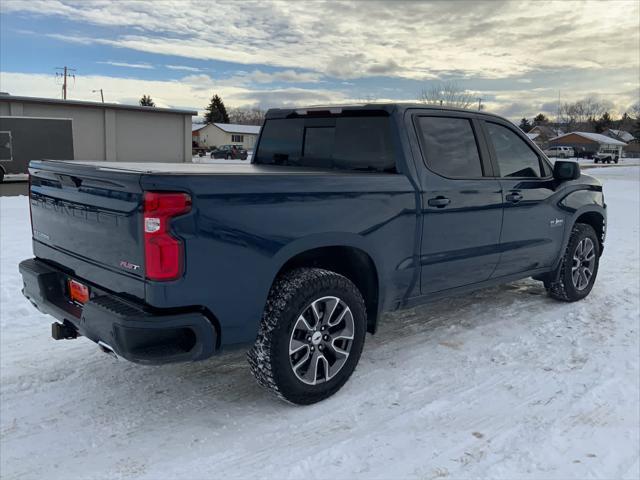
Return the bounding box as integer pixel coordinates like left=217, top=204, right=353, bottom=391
left=248, top=268, right=366, bottom=405
left=547, top=223, right=600, bottom=302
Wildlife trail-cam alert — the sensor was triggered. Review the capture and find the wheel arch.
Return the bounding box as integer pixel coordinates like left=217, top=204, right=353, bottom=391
left=273, top=242, right=381, bottom=334
left=574, top=210, right=605, bottom=254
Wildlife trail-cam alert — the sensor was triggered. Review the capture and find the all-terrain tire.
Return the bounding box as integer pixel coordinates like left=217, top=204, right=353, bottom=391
left=247, top=268, right=367, bottom=405
left=547, top=223, right=600, bottom=302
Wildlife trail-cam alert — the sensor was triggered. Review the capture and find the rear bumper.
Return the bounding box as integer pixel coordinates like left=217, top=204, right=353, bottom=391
left=19, top=258, right=218, bottom=365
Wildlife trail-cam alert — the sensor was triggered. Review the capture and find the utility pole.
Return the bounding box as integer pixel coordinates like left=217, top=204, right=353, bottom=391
left=92, top=89, right=104, bottom=103
left=477, top=97, right=483, bottom=111
left=55, top=66, right=76, bottom=100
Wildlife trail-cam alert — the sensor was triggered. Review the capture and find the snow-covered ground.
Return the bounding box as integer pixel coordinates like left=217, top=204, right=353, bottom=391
left=1, top=167, right=638, bottom=480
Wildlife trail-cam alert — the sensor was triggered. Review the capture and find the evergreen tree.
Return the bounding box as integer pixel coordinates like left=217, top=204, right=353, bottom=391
left=518, top=118, right=532, bottom=132
left=204, top=94, right=230, bottom=124
left=139, top=95, right=155, bottom=107
left=533, top=113, right=548, bottom=126
left=594, top=112, right=613, bottom=133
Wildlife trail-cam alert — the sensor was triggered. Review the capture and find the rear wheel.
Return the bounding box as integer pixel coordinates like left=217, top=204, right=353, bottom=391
left=0, top=167, right=4, bottom=183
left=248, top=268, right=366, bottom=405
left=547, top=223, right=600, bottom=302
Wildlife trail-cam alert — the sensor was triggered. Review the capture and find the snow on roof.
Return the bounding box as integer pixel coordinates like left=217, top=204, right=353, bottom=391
left=526, top=132, right=540, bottom=140
left=550, top=131, right=627, bottom=146
left=213, top=123, right=261, bottom=135
left=607, top=129, right=635, bottom=142
left=192, top=124, right=206, bottom=132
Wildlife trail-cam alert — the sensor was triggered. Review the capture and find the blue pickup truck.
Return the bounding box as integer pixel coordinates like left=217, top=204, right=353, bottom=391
left=20, top=104, right=605, bottom=404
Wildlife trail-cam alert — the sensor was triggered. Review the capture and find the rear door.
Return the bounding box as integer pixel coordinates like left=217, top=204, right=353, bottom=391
left=481, top=120, right=564, bottom=277
left=412, top=112, right=503, bottom=294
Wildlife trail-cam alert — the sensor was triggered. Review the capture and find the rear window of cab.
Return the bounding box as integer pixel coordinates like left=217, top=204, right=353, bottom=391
left=254, top=116, right=397, bottom=173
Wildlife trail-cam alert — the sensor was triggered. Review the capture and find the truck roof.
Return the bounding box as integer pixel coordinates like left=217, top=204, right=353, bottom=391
left=265, top=103, right=511, bottom=123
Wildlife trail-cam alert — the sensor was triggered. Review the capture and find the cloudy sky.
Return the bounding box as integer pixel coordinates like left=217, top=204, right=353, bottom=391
left=1, top=0, right=638, bottom=120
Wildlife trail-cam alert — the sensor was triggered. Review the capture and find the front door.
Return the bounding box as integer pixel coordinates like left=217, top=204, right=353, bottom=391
left=482, top=120, right=565, bottom=277
left=414, top=114, right=503, bottom=294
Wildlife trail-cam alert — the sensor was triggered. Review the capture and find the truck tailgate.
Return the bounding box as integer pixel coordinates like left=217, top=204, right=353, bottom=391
left=29, top=160, right=146, bottom=296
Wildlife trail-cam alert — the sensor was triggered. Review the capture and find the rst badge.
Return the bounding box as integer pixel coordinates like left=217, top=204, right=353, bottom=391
left=119, top=261, right=140, bottom=271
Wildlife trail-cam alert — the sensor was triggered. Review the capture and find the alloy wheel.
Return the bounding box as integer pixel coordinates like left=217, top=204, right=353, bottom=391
left=288, top=296, right=355, bottom=385
left=572, top=237, right=596, bottom=291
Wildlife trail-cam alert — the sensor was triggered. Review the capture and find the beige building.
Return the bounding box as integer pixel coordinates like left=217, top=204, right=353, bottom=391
left=0, top=94, right=196, bottom=162
left=192, top=123, right=261, bottom=150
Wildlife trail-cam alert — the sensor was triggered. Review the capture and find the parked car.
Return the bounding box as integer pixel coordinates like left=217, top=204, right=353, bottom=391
left=20, top=104, right=606, bottom=405
left=543, top=146, right=575, bottom=158
left=593, top=145, right=622, bottom=164
left=210, top=144, right=248, bottom=160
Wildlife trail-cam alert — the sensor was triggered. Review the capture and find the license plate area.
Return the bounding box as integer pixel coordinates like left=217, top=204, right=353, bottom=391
left=68, top=278, right=90, bottom=305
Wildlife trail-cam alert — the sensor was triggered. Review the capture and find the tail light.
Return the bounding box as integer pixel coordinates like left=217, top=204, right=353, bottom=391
left=143, top=192, right=191, bottom=281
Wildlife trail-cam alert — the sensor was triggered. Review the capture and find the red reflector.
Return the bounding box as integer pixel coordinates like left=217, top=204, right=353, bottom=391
left=68, top=279, right=90, bottom=304
left=143, top=192, right=191, bottom=281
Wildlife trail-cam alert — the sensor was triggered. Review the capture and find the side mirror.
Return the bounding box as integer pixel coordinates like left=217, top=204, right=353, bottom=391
left=554, top=160, right=580, bottom=181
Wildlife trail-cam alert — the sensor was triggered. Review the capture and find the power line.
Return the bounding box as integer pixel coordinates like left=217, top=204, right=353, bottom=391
left=55, top=66, right=76, bottom=100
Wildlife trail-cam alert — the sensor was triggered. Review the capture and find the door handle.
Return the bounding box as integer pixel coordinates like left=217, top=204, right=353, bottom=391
left=506, top=192, right=523, bottom=203
left=428, top=196, right=451, bottom=208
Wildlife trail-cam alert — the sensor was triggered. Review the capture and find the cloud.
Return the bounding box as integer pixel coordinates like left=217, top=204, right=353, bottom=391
left=165, top=65, right=202, bottom=72
left=366, top=59, right=401, bottom=76
left=0, top=71, right=355, bottom=111
left=97, top=61, right=154, bottom=69
left=5, top=0, right=636, bottom=81
left=245, top=69, right=323, bottom=84
left=2, top=1, right=638, bottom=119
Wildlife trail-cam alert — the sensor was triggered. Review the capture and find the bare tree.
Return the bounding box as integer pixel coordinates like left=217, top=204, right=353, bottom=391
left=228, top=107, right=266, bottom=126
left=558, top=97, right=612, bottom=132
left=418, top=81, right=474, bottom=109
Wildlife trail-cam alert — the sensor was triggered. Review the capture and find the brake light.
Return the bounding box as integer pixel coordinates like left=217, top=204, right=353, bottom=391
left=143, top=192, right=191, bottom=281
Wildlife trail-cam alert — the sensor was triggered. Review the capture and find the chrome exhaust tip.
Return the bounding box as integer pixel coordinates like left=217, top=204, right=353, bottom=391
left=98, top=341, right=118, bottom=359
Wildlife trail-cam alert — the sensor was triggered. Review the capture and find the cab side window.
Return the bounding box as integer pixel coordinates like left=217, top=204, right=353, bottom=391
left=486, top=122, right=543, bottom=178
left=416, top=116, right=484, bottom=178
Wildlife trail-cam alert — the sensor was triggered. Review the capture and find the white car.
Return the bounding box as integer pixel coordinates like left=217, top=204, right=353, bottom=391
left=543, top=146, right=575, bottom=158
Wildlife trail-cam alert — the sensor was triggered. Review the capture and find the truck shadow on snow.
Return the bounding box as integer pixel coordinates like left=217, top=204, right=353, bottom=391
left=38, top=278, right=563, bottom=420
